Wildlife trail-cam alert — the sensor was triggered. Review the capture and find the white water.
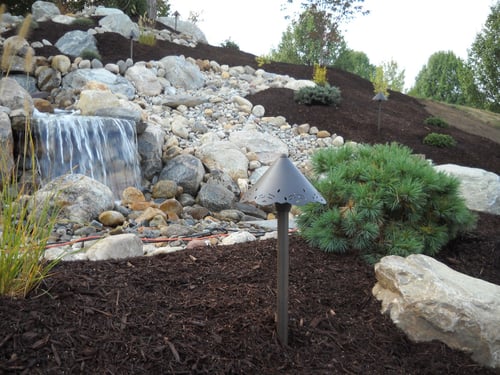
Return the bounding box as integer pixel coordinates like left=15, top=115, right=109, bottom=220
left=32, top=114, right=141, bottom=198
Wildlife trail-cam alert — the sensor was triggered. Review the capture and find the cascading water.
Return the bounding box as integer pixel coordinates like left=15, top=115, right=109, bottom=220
left=32, top=113, right=141, bottom=199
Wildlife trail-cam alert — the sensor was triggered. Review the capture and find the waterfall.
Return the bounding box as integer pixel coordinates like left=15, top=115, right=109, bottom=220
left=32, top=114, right=141, bottom=199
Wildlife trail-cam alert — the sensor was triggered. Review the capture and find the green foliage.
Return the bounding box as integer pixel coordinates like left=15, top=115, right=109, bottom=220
left=313, top=63, right=328, bottom=86
left=381, top=59, right=405, bottom=93
left=220, top=38, right=240, bottom=50
left=424, top=116, right=449, bottom=128
left=269, top=6, right=348, bottom=66
left=423, top=133, right=457, bottom=148
left=0, top=116, right=62, bottom=298
left=79, top=49, right=102, bottom=61
left=468, top=1, right=500, bottom=112
left=255, top=54, right=272, bottom=67
left=1, top=0, right=34, bottom=16
left=71, top=17, right=96, bottom=27
left=297, top=143, right=476, bottom=263
left=334, top=49, right=375, bottom=80
left=294, top=84, right=342, bottom=106
left=409, top=51, right=474, bottom=105
left=138, top=32, right=156, bottom=46
left=371, top=66, right=389, bottom=97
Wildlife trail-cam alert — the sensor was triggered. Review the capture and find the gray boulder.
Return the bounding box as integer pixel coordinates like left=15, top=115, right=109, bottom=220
left=32, top=1, right=60, bottom=21
left=125, top=65, right=162, bottom=96
left=434, top=164, right=500, bottom=215
left=33, top=174, right=114, bottom=224
left=137, top=124, right=166, bottom=180
left=0, top=78, right=33, bottom=131
left=159, top=56, right=205, bottom=90
left=160, top=154, right=205, bottom=196
left=229, top=130, right=288, bottom=165
left=373, top=254, right=500, bottom=369
left=195, top=140, right=249, bottom=180
left=62, top=68, right=135, bottom=99
left=197, top=183, right=235, bottom=212
left=86, top=234, right=143, bottom=261
left=98, top=13, right=139, bottom=40
left=55, top=30, right=98, bottom=58
left=157, top=17, right=208, bottom=44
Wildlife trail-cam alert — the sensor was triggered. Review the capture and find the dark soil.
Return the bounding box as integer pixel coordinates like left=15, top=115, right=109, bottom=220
left=1, top=20, right=499, bottom=374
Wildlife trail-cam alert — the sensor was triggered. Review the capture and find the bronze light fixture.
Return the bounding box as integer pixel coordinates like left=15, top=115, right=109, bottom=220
left=243, top=154, right=325, bottom=345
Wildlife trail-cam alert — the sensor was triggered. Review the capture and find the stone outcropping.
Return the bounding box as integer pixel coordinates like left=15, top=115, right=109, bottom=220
left=373, top=254, right=500, bottom=369
left=435, top=164, right=500, bottom=215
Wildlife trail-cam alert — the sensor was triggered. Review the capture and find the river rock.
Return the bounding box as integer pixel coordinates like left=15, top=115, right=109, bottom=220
left=373, top=254, right=500, bottom=369
left=86, top=233, right=143, bottom=260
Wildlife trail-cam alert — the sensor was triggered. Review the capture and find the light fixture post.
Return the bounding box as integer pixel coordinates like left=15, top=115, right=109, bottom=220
left=242, top=154, right=325, bottom=346
left=276, top=202, right=291, bottom=345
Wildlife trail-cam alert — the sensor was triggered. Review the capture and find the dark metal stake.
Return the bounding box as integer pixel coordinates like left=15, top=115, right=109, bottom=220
left=276, top=202, right=291, bottom=345
left=377, top=101, right=382, bottom=133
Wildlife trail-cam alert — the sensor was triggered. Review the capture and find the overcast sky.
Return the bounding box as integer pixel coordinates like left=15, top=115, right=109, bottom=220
left=169, top=0, right=494, bottom=90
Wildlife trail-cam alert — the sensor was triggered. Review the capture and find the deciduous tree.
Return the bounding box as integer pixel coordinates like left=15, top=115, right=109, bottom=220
left=468, top=1, right=499, bottom=112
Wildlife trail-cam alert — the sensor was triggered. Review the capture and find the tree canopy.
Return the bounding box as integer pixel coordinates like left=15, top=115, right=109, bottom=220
left=468, top=0, right=500, bottom=112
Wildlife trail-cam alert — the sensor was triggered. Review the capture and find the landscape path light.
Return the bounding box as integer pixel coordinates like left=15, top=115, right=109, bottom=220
left=372, top=92, right=387, bottom=133
left=129, top=29, right=138, bottom=61
left=173, top=11, right=180, bottom=32
left=242, top=154, right=326, bottom=345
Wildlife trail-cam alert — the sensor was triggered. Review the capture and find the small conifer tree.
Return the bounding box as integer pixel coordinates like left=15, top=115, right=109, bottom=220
left=297, top=143, right=476, bottom=263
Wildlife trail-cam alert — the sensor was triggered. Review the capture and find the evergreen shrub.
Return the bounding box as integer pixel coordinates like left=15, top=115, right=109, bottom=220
left=296, top=143, right=476, bottom=263
left=79, top=49, right=102, bottom=61
left=424, top=116, right=449, bottom=128
left=423, top=133, right=457, bottom=147
left=294, top=84, right=342, bottom=106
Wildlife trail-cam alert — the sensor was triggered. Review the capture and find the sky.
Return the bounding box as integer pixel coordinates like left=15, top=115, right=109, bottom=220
left=168, top=0, right=494, bottom=90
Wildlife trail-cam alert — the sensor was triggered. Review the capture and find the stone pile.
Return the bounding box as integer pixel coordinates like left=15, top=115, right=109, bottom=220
left=0, top=2, right=498, bottom=264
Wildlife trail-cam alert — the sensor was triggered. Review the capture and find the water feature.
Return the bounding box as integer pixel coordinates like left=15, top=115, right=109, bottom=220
left=31, top=113, right=141, bottom=199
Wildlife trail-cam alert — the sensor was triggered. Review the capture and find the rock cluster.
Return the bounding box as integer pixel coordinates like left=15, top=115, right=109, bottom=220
left=0, top=2, right=498, bottom=264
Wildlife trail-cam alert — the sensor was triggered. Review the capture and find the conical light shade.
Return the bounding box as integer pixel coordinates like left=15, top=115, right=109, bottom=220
left=242, top=154, right=326, bottom=206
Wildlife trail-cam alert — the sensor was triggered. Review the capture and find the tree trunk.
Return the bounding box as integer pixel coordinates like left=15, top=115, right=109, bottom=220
left=147, top=0, right=157, bottom=20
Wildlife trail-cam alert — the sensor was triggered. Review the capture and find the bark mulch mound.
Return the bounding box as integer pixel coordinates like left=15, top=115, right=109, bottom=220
left=0, top=20, right=499, bottom=374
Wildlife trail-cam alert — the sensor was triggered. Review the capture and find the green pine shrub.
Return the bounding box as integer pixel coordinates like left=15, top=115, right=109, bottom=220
left=424, top=116, right=449, bottom=128
left=220, top=39, right=240, bottom=50
left=294, top=84, right=342, bottom=106
left=423, top=133, right=457, bottom=147
left=71, top=17, right=95, bottom=27
left=79, top=49, right=102, bottom=61
left=296, top=143, right=476, bottom=263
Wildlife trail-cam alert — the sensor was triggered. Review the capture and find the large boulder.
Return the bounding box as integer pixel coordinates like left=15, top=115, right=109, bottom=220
left=0, top=77, right=33, bottom=130
left=229, top=130, right=288, bottom=165
left=62, top=68, right=136, bottom=99
left=159, top=56, right=205, bottom=90
left=137, top=124, right=166, bottom=180
left=373, top=254, right=500, bottom=369
left=156, top=17, right=208, bottom=44
left=55, top=30, right=98, bottom=58
left=33, top=174, right=114, bottom=224
left=195, top=140, right=249, bottom=180
left=86, top=234, right=143, bottom=261
left=32, top=0, right=60, bottom=21
left=124, top=64, right=163, bottom=96
left=434, top=164, right=500, bottom=215
left=159, top=154, right=205, bottom=196
left=98, top=13, right=139, bottom=40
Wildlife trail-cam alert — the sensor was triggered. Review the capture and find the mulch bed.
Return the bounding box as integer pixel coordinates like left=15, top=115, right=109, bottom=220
left=0, top=18, right=499, bottom=374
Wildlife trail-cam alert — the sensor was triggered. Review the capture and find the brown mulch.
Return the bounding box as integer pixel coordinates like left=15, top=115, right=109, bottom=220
left=0, top=19, right=499, bottom=374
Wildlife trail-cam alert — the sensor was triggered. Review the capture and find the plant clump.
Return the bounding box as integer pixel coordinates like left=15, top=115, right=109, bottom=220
left=296, top=143, right=476, bottom=263
left=220, top=38, right=240, bottom=50
left=423, top=132, right=457, bottom=147
left=424, top=116, right=449, bottom=128
left=294, top=84, right=342, bottom=106
left=79, top=49, right=102, bottom=61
